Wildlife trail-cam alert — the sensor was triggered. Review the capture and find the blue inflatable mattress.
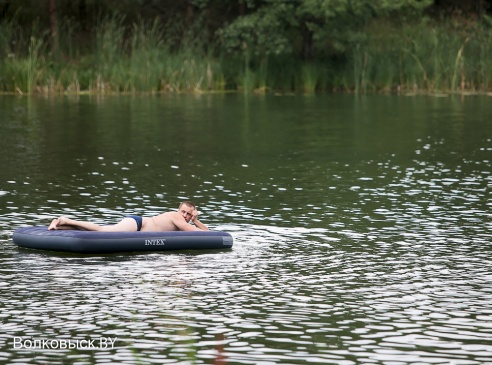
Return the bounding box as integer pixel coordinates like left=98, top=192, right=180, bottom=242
left=13, top=226, right=233, bottom=253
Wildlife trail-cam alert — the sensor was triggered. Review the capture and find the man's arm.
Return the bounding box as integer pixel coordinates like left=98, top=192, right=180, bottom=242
left=170, top=211, right=209, bottom=231
left=191, top=218, right=208, bottom=231
left=191, top=209, right=209, bottom=231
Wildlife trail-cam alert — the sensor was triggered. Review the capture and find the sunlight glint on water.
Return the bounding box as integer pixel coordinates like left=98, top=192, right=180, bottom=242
left=0, top=94, right=491, bottom=364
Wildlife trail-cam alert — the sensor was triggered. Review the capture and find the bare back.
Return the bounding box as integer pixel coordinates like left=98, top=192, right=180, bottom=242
left=142, top=212, right=200, bottom=232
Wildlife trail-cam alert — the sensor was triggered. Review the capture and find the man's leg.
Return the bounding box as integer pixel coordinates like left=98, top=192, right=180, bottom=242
left=48, top=217, right=138, bottom=232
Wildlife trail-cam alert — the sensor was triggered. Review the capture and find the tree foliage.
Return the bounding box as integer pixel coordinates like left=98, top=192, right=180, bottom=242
left=1, top=0, right=492, bottom=93
left=219, top=0, right=434, bottom=59
left=1, top=0, right=488, bottom=60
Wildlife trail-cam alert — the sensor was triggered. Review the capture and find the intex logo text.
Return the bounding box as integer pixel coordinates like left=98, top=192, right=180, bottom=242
left=145, top=239, right=166, bottom=246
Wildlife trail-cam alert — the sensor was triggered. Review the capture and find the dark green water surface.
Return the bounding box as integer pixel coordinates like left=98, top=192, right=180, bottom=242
left=0, top=94, right=491, bottom=364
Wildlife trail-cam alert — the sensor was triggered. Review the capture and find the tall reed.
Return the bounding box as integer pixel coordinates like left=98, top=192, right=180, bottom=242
left=26, top=36, right=45, bottom=93
left=129, top=19, right=164, bottom=92
left=1, top=15, right=492, bottom=94
left=301, top=63, right=320, bottom=94
left=345, top=18, right=492, bottom=93
left=93, top=13, right=126, bottom=92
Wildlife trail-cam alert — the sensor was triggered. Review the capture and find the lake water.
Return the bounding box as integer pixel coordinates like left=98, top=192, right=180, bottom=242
left=0, top=93, right=491, bottom=365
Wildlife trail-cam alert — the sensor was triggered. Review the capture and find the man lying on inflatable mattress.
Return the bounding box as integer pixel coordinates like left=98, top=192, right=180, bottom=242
left=48, top=201, right=208, bottom=232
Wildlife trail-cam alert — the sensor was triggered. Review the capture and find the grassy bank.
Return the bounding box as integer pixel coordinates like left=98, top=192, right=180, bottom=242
left=1, top=16, right=491, bottom=94
left=344, top=18, right=492, bottom=93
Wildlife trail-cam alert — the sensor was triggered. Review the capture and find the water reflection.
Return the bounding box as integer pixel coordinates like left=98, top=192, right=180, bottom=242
left=0, top=94, right=491, bottom=364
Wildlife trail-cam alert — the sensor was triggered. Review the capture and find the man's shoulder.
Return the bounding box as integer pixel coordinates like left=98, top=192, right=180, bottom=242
left=154, top=211, right=179, bottom=220
left=148, top=211, right=184, bottom=231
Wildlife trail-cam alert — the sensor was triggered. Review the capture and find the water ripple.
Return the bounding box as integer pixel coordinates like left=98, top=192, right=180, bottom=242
left=1, top=96, right=492, bottom=364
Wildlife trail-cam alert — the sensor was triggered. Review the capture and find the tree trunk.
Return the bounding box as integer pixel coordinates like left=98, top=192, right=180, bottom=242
left=79, top=0, right=87, bottom=31
left=187, top=0, right=194, bottom=24
left=0, top=0, right=11, bottom=20
left=302, top=28, right=314, bottom=61
left=48, top=0, right=59, bottom=57
left=477, top=0, right=486, bottom=17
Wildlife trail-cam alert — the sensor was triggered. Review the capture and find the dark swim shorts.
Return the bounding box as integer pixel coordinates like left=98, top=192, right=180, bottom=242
left=126, top=215, right=143, bottom=231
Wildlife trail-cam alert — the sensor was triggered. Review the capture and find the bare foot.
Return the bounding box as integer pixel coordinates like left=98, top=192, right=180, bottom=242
left=48, top=217, right=68, bottom=230
left=48, top=218, right=60, bottom=230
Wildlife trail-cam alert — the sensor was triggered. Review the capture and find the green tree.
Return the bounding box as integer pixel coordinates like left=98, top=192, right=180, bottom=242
left=219, top=0, right=434, bottom=60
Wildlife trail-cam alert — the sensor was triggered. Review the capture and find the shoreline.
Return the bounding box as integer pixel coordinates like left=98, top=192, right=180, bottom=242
left=1, top=89, right=492, bottom=97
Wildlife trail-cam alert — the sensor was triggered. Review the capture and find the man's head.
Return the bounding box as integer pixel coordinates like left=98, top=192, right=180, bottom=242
left=178, top=201, right=196, bottom=222
left=179, top=201, right=196, bottom=210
